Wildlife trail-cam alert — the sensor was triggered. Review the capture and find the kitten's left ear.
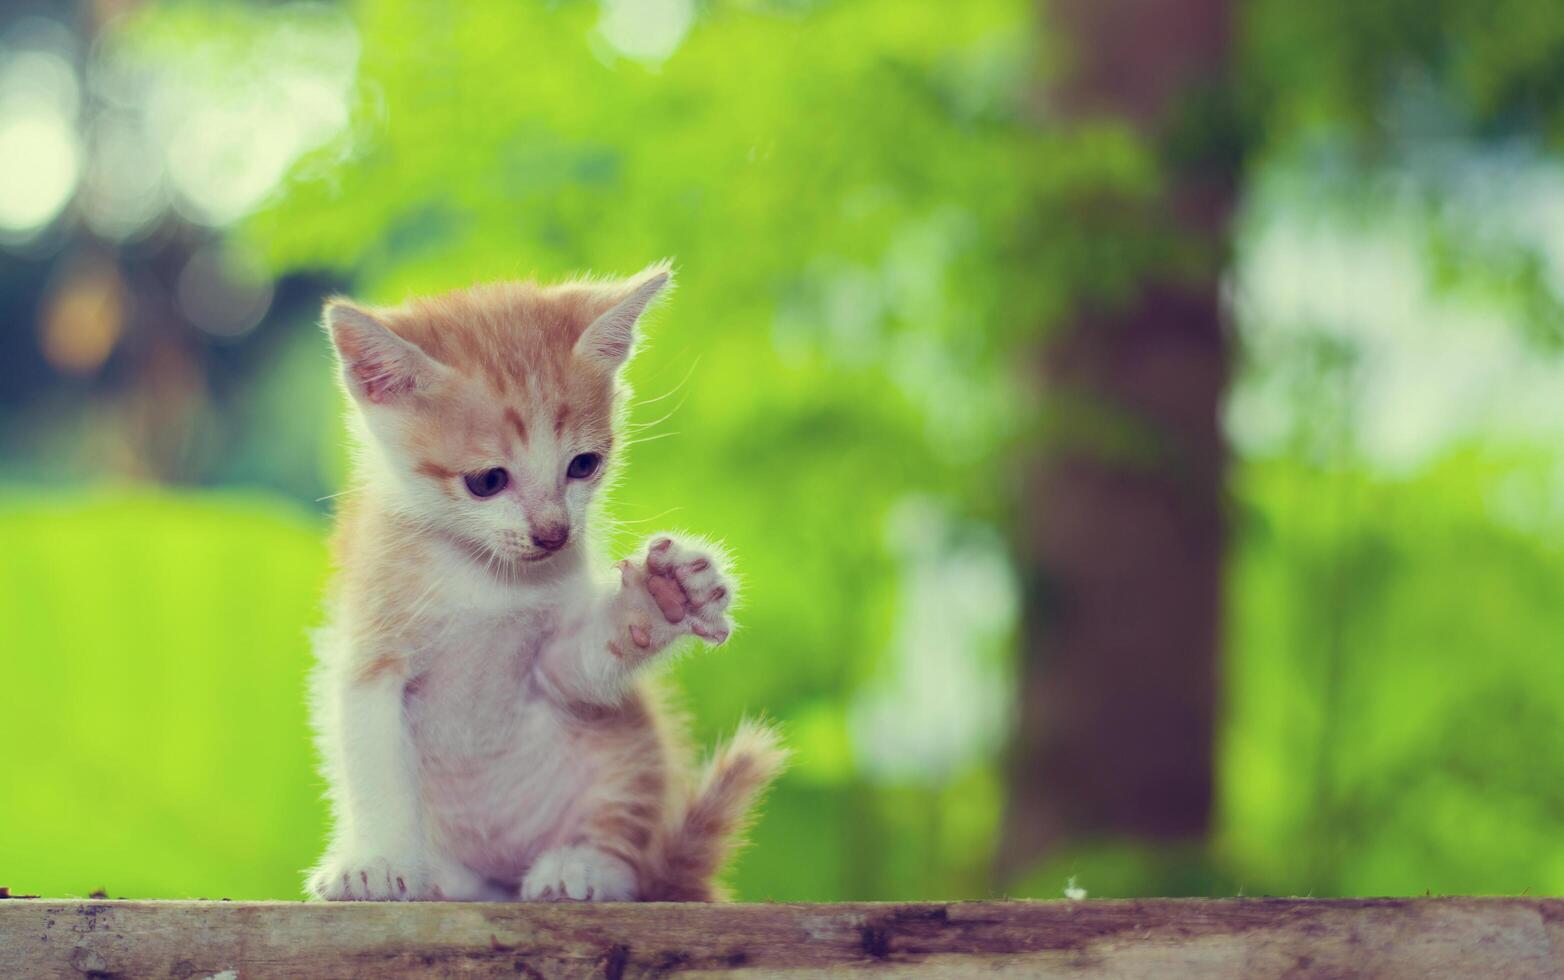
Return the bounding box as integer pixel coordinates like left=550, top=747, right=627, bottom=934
left=325, top=300, right=444, bottom=405
left=574, top=264, right=675, bottom=371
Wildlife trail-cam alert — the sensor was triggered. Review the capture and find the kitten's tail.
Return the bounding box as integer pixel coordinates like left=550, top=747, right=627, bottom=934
left=642, top=718, right=788, bottom=902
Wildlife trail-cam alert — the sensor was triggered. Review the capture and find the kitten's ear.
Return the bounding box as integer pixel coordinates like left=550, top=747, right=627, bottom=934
left=574, top=264, right=675, bottom=371
left=324, top=300, right=441, bottom=405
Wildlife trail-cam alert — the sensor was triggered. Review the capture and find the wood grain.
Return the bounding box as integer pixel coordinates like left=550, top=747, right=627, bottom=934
left=1, top=897, right=1560, bottom=978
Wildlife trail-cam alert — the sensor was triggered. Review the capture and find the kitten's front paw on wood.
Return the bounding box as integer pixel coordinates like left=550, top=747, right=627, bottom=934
left=520, top=845, right=637, bottom=902
left=308, top=854, right=436, bottom=901
left=617, top=535, right=734, bottom=653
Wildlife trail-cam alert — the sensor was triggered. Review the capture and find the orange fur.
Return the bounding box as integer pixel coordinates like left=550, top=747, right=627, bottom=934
left=641, top=719, right=789, bottom=901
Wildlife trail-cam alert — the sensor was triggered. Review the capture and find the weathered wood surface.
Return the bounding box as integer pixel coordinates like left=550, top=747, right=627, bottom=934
left=1, top=897, right=1560, bottom=978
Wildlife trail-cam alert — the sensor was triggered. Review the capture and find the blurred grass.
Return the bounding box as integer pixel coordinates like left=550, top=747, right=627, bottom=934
left=0, top=491, right=328, bottom=899
left=1222, top=449, right=1564, bottom=897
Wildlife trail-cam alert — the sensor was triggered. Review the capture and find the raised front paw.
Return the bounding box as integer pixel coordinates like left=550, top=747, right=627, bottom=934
left=308, top=853, right=436, bottom=901
left=616, top=534, right=735, bottom=654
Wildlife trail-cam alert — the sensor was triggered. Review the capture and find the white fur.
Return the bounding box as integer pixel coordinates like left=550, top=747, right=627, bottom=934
left=520, top=845, right=638, bottom=902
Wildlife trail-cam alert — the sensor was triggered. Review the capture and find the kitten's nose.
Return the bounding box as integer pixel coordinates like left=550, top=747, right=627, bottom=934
left=531, top=525, right=570, bottom=552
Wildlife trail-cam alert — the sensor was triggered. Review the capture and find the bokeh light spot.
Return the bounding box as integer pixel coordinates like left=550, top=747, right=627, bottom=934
left=178, top=242, right=274, bottom=339
left=0, top=114, right=80, bottom=237
left=41, top=259, right=127, bottom=375
left=596, top=0, right=694, bottom=63
left=80, top=114, right=166, bottom=241
left=0, top=46, right=83, bottom=239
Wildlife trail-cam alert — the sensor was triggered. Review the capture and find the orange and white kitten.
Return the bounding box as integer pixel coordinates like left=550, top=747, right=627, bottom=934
left=306, top=264, right=784, bottom=903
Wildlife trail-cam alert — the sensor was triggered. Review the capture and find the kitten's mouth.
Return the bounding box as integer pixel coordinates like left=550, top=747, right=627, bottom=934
left=447, top=534, right=564, bottom=579
left=489, top=546, right=558, bottom=568
left=492, top=529, right=573, bottom=564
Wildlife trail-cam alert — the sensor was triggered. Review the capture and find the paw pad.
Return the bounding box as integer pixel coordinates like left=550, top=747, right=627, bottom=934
left=632, top=536, right=734, bottom=647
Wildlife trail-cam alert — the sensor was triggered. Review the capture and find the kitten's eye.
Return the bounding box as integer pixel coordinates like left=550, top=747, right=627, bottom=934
left=463, top=467, right=509, bottom=498
left=566, top=453, right=602, bottom=480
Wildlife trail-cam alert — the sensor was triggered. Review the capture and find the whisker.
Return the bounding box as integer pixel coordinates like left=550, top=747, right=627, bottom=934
left=622, top=430, right=681, bottom=448
left=625, top=392, right=690, bottom=434
left=403, top=574, right=446, bottom=626
left=634, top=357, right=701, bottom=409
left=602, top=506, right=685, bottom=528
left=316, top=485, right=363, bottom=503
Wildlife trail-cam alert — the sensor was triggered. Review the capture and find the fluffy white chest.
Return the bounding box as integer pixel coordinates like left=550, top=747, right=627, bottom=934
left=404, top=606, right=593, bottom=882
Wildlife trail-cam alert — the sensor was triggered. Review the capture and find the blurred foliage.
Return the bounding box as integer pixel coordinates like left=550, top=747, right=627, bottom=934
left=3, top=0, right=1564, bottom=902
left=1226, top=451, right=1564, bottom=896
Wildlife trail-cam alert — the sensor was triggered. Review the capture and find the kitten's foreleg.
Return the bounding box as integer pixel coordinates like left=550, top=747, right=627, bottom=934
left=538, top=535, right=734, bottom=706
left=308, top=663, right=436, bottom=900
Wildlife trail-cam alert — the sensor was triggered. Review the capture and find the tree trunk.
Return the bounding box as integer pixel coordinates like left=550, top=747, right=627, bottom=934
left=1000, top=0, right=1237, bottom=875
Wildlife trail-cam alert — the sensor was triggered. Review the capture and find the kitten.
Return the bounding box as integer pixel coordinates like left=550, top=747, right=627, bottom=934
left=306, top=263, right=785, bottom=902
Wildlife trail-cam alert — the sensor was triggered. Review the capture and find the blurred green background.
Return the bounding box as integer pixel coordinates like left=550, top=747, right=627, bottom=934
left=3, top=0, right=1564, bottom=902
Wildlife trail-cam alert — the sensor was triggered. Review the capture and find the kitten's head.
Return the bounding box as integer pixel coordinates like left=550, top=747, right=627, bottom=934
left=325, top=263, right=672, bottom=570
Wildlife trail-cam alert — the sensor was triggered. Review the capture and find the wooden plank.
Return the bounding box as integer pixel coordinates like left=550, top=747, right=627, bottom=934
left=0, top=897, right=1559, bottom=978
